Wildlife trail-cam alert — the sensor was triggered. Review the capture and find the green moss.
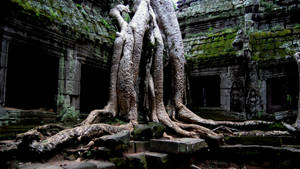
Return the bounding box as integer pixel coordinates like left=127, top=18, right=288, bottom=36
left=268, top=122, right=285, bottom=130
left=10, top=0, right=116, bottom=44
left=260, top=0, right=276, bottom=13
left=294, top=24, right=300, bottom=29
left=187, top=29, right=238, bottom=64
left=250, top=29, right=299, bottom=62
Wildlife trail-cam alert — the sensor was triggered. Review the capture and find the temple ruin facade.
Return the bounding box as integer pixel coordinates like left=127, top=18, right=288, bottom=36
left=0, top=0, right=300, bottom=139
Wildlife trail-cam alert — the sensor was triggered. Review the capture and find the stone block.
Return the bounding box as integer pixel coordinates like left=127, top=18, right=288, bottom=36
left=91, top=147, right=123, bottom=159
left=93, top=161, right=116, bottom=169
left=64, top=80, right=80, bottom=96
left=126, top=153, right=147, bottom=169
left=126, top=141, right=135, bottom=154
left=71, top=162, right=97, bottom=169
left=134, top=141, right=150, bottom=153
left=97, top=130, right=130, bottom=151
left=145, top=152, right=168, bottom=169
left=132, top=122, right=165, bottom=141
left=150, top=138, right=208, bottom=154
left=109, top=157, right=128, bottom=169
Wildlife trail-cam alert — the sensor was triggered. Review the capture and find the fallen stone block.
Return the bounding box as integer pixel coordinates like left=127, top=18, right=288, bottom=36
left=132, top=122, right=165, bottom=141
left=150, top=138, right=207, bottom=154
left=126, top=153, right=147, bottom=169
left=96, top=130, right=130, bottom=151
left=145, top=152, right=168, bottom=169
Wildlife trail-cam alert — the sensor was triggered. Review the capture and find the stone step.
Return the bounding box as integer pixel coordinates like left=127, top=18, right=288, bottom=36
left=144, top=152, right=168, bottom=169
left=119, top=152, right=169, bottom=169
left=18, top=160, right=115, bottom=169
left=149, top=138, right=208, bottom=154
left=224, top=135, right=300, bottom=146
left=127, top=141, right=150, bottom=154
left=212, top=144, right=300, bottom=164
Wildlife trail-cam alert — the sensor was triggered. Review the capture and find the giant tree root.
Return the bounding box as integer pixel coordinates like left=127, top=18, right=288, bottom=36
left=17, top=123, right=133, bottom=158
left=17, top=0, right=295, bottom=157
left=79, top=0, right=294, bottom=144
left=178, top=103, right=273, bottom=129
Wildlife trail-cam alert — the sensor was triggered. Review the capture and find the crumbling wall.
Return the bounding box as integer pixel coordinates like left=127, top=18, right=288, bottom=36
left=0, top=0, right=121, bottom=139
left=178, top=0, right=300, bottom=119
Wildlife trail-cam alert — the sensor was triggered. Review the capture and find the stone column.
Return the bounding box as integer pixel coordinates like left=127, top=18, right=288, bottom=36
left=294, top=52, right=300, bottom=129
left=220, top=70, right=232, bottom=112
left=243, top=0, right=260, bottom=58
left=0, top=35, right=10, bottom=106
left=57, top=49, right=81, bottom=115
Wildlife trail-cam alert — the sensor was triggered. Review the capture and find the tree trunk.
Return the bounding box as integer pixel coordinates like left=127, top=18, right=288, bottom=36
left=15, top=0, right=297, bottom=156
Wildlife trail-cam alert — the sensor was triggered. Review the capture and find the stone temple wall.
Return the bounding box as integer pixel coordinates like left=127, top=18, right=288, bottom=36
left=0, top=0, right=119, bottom=138
left=0, top=0, right=300, bottom=139
left=177, top=0, right=300, bottom=119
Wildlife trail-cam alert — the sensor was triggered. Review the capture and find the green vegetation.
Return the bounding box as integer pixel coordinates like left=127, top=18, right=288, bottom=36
left=59, top=104, right=79, bottom=122
left=295, top=24, right=300, bottom=29
left=260, top=0, right=275, bottom=13
left=106, top=118, right=127, bottom=125
left=268, top=122, right=285, bottom=130
left=10, top=0, right=116, bottom=43
left=186, top=28, right=238, bottom=67
left=250, top=28, right=299, bottom=62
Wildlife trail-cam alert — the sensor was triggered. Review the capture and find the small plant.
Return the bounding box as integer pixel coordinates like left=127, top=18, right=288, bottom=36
left=294, top=24, right=300, bottom=29
left=286, top=94, right=292, bottom=105
left=208, top=27, right=214, bottom=32
left=260, top=0, right=274, bottom=13
left=123, top=13, right=131, bottom=23
left=84, top=25, right=90, bottom=32
left=76, top=4, right=82, bottom=9
left=59, top=104, right=79, bottom=122
left=257, top=110, right=263, bottom=119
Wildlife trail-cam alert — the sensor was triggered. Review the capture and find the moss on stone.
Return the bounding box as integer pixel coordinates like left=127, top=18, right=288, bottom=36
left=186, top=29, right=238, bottom=66
left=268, top=122, right=285, bottom=130
left=250, top=28, right=299, bottom=62
left=10, top=0, right=116, bottom=44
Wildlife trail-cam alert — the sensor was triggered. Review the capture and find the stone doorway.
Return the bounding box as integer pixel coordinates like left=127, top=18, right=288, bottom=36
left=80, top=64, right=109, bottom=114
left=5, top=42, right=59, bottom=111
left=190, top=75, right=220, bottom=108
left=267, top=75, right=298, bottom=113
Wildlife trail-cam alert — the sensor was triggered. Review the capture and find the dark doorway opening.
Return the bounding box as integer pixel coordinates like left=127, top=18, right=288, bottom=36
left=5, top=42, right=59, bottom=111
left=190, top=75, right=220, bottom=108
left=80, top=64, right=109, bottom=114
left=267, top=74, right=298, bottom=113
